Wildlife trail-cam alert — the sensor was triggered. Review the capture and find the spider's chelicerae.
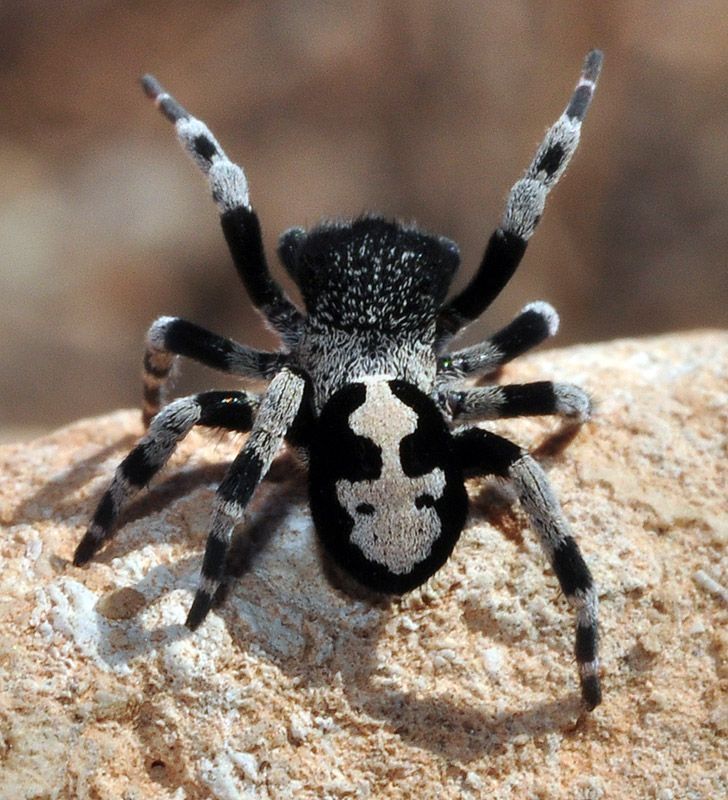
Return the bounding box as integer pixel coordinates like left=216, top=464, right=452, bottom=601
left=74, top=51, right=603, bottom=710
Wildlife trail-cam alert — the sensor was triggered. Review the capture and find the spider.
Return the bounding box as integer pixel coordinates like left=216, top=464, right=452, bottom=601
left=74, top=50, right=603, bottom=710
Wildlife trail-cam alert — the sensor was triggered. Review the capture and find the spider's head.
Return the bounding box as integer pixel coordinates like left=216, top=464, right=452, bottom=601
left=277, top=216, right=459, bottom=336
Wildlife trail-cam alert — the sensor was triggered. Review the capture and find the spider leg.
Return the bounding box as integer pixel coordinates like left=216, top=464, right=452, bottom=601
left=142, top=315, right=286, bottom=426
left=141, top=75, right=304, bottom=348
left=436, top=50, right=603, bottom=347
left=444, top=381, right=591, bottom=423
left=438, top=301, right=559, bottom=380
left=186, top=368, right=308, bottom=630
left=454, top=427, right=601, bottom=710
left=73, top=390, right=259, bottom=566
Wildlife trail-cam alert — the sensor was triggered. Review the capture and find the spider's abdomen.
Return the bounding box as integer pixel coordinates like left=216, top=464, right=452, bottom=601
left=309, top=378, right=468, bottom=593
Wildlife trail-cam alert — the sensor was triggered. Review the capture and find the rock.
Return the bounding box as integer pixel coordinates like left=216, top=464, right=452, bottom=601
left=0, top=331, right=725, bottom=799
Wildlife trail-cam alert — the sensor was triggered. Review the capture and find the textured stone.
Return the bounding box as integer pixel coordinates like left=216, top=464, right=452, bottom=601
left=0, top=332, right=726, bottom=799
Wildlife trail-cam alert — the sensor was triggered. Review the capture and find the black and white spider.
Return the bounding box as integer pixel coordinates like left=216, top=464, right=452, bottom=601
left=74, top=51, right=603, bottom=710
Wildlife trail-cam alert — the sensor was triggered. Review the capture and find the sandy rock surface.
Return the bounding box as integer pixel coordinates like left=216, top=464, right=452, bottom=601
left=0, top=332, right=726, bottom=799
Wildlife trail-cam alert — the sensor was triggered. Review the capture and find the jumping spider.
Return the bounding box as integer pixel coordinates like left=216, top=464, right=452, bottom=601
left=74, top=51, right=603, bottom=710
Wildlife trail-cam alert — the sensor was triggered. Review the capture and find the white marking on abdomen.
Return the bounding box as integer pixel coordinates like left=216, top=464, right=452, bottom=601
left=336, top=380, right=445, bottom=574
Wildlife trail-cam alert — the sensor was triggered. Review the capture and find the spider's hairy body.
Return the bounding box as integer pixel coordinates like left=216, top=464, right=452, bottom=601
left=282, top=217, right=468, bottom=591
left=75, top=51, right=604, bottom=711
left=289, top=216, right=455, bottom=404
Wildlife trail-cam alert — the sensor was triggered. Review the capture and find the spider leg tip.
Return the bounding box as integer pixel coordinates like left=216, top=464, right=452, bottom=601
left=72, top=532, right=98, bottom=567
left=581, top=674, right=602, bottom=711
left=582, top=50, right=604, bottom=83
left=566, top=51, right=603, bottom=121
left=185, top=591, right=213, bottom=630
left=140, top=73, right=162, bottom=100
left=140, top=78, right=190, bottom=123
left=523, top=300, right=560, bottom=337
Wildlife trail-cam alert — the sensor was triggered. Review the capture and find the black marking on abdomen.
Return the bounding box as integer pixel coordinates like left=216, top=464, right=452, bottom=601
left=415, top=493, right=436, bottom=509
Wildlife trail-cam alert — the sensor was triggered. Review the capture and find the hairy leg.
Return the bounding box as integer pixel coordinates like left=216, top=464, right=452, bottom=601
left=142, top=315, right=285, bottom=425
left=436, top=50, right=602, bottom=347
left=444, top=381, right=591, bottom=423
left=438, top=301, right=559, bottom=380
left=186, top=368, right=308, bottom=629
left=74, top=391, right=259, bottom=565
left=454, top=427, right=601, bottom=710
left=141, top=75, right=303, bottom=346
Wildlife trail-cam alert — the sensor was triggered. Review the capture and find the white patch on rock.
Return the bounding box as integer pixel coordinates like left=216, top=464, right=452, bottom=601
left=482, top=646, right=504, bottom=676
left=229, top=751, right=259, bottom=782
left=289, top=708, right=313, bottom=743
left=199, top=752, right=259, bottom=800
left=31, top=577, right=133, bottom=675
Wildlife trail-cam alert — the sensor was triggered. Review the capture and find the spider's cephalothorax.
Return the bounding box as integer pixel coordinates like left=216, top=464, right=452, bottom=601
left=74, top=51, right=604, bottom=710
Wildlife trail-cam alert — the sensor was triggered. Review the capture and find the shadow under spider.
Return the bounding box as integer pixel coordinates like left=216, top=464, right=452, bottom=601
left=86, top=465, right=580, bottom=763
left=531, top=421, right=584, bottom=459
left=77, top=425, right=589, bottom=764
left=10, top=432, right=138, bottom=525
left=243, top=567, right=589, bottom=762
left=87, top=451, right=306, bottom=566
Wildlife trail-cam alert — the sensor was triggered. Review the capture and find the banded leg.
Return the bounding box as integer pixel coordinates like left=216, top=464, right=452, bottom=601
left=436, top=50, right=603, bottom=346
left=186, top=368, right=307, bottom=630
left=141, top=75, right=303, bottom=347
left=74, top=391, right=259, bottom=566
left=142, top=315, right=286, bottom=425
left=438, top=301, right=560, bottom=380
left=455, top=427, right=601, bottom=710
left=445, top=381, right=591, bottom=422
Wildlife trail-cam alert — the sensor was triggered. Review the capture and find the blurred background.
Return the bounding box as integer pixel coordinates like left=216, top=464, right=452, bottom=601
left=1, top=1, right=726, bottom=440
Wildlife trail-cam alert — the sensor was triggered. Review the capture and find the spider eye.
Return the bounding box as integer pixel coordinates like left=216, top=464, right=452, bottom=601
left=356, top=503, right=375, bottom=515
left=415, top=493, right=436, bottom=509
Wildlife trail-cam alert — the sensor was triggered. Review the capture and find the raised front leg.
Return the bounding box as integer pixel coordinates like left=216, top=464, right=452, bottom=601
left=454, top=427, right=601, bottom=710
left=142, top=315, right=286, bottom=425
left=74, top=390, right=259, bottom=566
left=141, top=75, right=304, bottom=347
left=186, top=368, right=308, bottom=630
left=436, top=50, right=603, bottom=346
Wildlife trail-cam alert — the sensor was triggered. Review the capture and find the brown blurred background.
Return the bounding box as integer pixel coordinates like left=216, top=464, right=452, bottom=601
left=1, top=1, right=726, bottom=440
